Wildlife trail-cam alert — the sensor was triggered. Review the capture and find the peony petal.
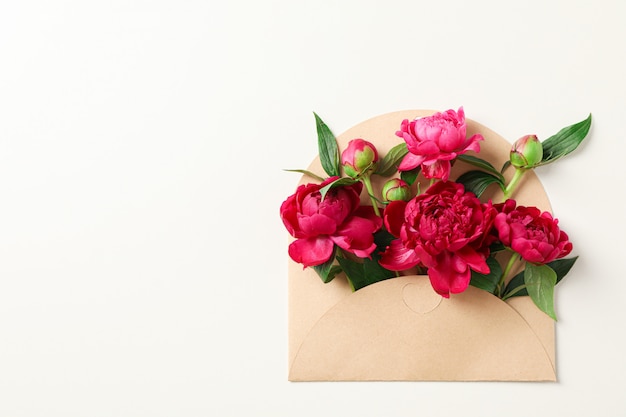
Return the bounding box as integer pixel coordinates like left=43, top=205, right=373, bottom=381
left=280, top=194, right=299, bottom=236
left=428, top=252, right=472, bottom=297
left=379, top=239, right=421, bottom=270
left=345, top=242, right=378, bottom=259
left=536, top=241, right=557, bottom=260
left=297, top=213, right=337, bottom=237
left=559, top=241, right=573, bottom=258
left=288, top=237, right=334, bottom=267
left=317, top=185, right=361, bottom=225
left=398, top=153, right=424, bottom=171
left=354, top=206, right=383, bottom=230
left=494, top=213, right=512, bottom=246
left=455, top=246, right=489, bottom=274
left=421, top=160, right=451, bottom=180
left=413, top=141, right=440, bottom=155
left=436, top=127, right=461, bottom=152
left=331, top=215, right=380, bottom=257
left=456, top=106, right=465, bottom=121
left=420, top=124, right=443, bottom=142
left=463, top=134, right=484, bottom=153
left=512, top=238, right=544, bottom=263
left=383, top=200, right=408, bottom=238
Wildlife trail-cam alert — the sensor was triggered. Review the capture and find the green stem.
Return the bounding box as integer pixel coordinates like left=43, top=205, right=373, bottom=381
left=502, top=284, right=526, bottom=301
left=497, top=253, right=519, bottom=298
left=502, top=167, right=526, bottom=201
left=362, top=175, right=381, bottom=217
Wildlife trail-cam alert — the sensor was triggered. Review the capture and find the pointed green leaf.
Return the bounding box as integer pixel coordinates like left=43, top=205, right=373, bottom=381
left=524, top=263, right=558, bottom=320
left=336, top=230, right=397, bottom=291
left=503, top=256, right=578, bottom=298
left=283, top=169, right=325, bottom=182
left=319, top=177, right=358, bottom=200
left=547, top=256, right=578, bottom=280
left=489, top=242, right=506, bottom=253
left=470, top=256, right=503, bottom=294
left=538, top=114, right=592, bottom=166
left=373, top=229, right=395, bottom=250
left=311, top=248, right=341, bottom=283
left=456, top=170, right=505, bottom=197
left=336, top=256, right=365, bottom=291
left=457, top=154, right=505, bottom=182
left=400, top=167, right=421, bottom=186
left=340, top=261, right=392, bottom=292
left=313, top=112, right=341, bottom=177
left=375, top=143, right=409, bottom=177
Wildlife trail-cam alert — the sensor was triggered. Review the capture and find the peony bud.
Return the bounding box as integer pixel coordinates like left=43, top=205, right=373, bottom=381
left=382, top=178, right=411, bottom=202
left=510, top=134, right=543, bottom=169
left=341, top=139, right=378, bottom=178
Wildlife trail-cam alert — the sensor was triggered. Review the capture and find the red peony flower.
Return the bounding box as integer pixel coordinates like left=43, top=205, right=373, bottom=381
left=494, top=199, right=572, bottom=264
left=280, top=177, right=382, bottom=267
left=380, top=181, right=496, bottom=297
left=396, top=107, right=484, bottom=181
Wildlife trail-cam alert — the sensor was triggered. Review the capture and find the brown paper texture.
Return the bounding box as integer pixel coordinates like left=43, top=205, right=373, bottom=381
left=287, top=110, right=555, bottom=382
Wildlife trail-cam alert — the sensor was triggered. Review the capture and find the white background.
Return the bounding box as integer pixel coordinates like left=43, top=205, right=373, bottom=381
left=0, top=1, right=624, bottom=416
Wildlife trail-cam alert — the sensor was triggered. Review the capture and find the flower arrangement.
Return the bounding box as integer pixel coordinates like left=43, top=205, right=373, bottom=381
left=280, top=108, right=591, bottom=320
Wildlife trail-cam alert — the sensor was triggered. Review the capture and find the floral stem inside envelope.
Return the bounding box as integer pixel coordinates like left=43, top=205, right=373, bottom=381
left=281, top=108, right=591, bottom=381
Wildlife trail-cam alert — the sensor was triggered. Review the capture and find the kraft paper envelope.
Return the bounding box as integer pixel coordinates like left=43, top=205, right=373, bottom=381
left=288, top=110, right=556, bottom=381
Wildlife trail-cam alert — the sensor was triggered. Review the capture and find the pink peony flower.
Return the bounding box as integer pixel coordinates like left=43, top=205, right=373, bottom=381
left=380, top=181, right=496, bottom=297
left=494, top=200, right=572, bottom=264
left=341, top=139, right=378, bottom=178
left=280, top=177, right=382, bottom=267
left=396, top=107, right=484, bottom=181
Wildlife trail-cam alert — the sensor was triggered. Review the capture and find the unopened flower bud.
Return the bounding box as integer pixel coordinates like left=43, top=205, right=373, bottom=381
left=510, top=134, right=543, bottom=169
left=341, top=139, right=378, bottom=178
left=382, top=178, right=411, bottom=202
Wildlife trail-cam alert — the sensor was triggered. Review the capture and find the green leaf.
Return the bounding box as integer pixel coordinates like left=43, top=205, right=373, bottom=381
left=318, top=177, right=358, bottom=200
left=375, top=143, right=409, bottom=177
left=363, top=257, right=396, bottom=286
left=373, top=229, right=395, bottom=250
left=456, top=170, right=504, bottom=197
left=314, top=112, right=341, bottom=177
left=336, top=230, right=397, bottom=291
left=538, top=114, right=592, bottom=166
left=457, top=154, right=505, bottom=182
left=311, top=248, right=341, bottom=283
left=547, top=256, right=578, bottom=280
left=503, top=256, right=578, bottom=298
left=470, top=256, right=503, bottom=294
left=283, top=169, right=325, bottom=182
left=489, top=242, right=506, bottom=253
left=336, top=257, right=363, bottom=290
left=337, top=257, right=394, bottom=291
left=400, top=167, right=421, bottom=186
left=524, top=263, right=558, bottom=320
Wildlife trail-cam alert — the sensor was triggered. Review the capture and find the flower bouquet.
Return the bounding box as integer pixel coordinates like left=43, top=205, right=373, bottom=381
left=282, top=108, right=591, bottom=381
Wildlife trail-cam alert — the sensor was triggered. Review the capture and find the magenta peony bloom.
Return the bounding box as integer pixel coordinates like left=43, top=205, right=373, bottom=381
left=494, top=200, right=572, bottom=264
left=341, top=139, right=379, bottom=178
left=380, top=181, right=496, bottom=298
left=280, top=177, right=382, bottom=267
left=396, top=107, right=484, bottom=181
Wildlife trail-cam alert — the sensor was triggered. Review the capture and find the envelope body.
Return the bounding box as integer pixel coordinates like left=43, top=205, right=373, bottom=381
left=287, top=110, right=556, bottom=382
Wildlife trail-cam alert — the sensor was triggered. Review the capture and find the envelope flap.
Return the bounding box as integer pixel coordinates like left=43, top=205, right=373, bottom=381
left=290, top=276, right=556, bottom=381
